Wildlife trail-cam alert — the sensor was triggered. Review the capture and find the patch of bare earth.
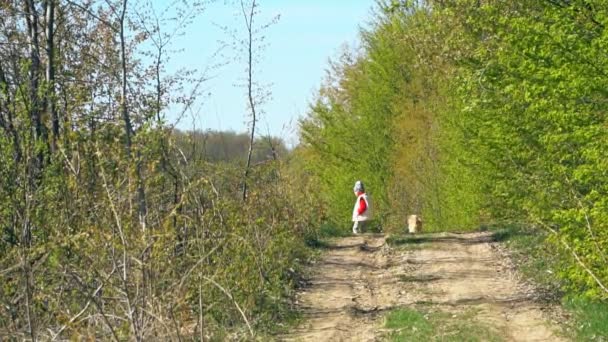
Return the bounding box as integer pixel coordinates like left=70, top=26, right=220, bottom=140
left=280, top=232, right=566, bottom=341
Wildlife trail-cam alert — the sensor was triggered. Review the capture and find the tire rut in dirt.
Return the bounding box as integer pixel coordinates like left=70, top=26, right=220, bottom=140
left=282, top=232, right=567, bottom=342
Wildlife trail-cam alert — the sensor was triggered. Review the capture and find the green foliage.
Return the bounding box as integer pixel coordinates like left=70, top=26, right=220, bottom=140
left=299, top=3, right=425, bottom=230
left=298, top=2, right=484, bottom=233
left=447, top=0, right=608, bottom=299
left=317, top=223, right=352, bottom=239
left=0, top=3, right=314, bottom=339
left=296, top=3, right=460, bottom=234
left=0, top=123, right=317, bottom=339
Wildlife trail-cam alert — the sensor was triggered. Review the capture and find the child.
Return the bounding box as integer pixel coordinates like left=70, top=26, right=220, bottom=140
left=352, top=181, right=371, bottom=234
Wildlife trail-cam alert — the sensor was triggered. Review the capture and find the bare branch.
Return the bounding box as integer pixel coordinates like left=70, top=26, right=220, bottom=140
left=202, top=275, right=254, bottom=338
left=533, top=218, right=608, bottom=296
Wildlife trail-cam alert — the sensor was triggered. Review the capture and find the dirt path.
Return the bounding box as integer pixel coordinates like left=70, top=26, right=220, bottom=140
left=281, top=232, right=566, bottom=341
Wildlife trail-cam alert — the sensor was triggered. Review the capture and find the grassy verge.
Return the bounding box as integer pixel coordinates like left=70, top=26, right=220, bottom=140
left=304, top=223, right=350, bottom=249
left=306, top=220, right=384, bottom=249
left=386, top=234, right=433, bottom=246
left=383, top=306, right=504, bottom=341
left=564, top=297, right=608, bottom=340
left=491, top=225, right=563, bottom=297
left=317, top=222, right=353, bottom=238
left=490, top=224, right=608, bottom=340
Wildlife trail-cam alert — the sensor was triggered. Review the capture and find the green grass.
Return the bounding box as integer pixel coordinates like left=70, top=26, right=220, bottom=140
left=386, top=234, right=434, bottom=246
left=306, top=220, right=384, bottom=249
left=305, top=223, right=350, bottom=248
left=489, top=224, right=608, bottom=340
left=383, top=307, right=504, bottom=341
left=564, top=297, right=608, bottom=340
left=384, top=308, right=433, bottom=340
left=317, top=222, right=352, bottom=238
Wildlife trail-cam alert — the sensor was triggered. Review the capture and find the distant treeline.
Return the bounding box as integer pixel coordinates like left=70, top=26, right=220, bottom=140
left=174, top=129, right=289, bottom=164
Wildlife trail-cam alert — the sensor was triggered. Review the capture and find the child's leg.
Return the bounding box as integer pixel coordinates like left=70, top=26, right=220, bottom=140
left=359, top=221, right=367, bottom=234
left=352, top=221, right=359, bottom=234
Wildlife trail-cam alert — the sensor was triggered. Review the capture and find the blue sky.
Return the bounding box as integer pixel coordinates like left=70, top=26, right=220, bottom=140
left=158, top=0, right=375, bottom=145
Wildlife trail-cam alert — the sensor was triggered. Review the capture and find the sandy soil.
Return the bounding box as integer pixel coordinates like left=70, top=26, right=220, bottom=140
left=280, top=232, right=566, bottom=341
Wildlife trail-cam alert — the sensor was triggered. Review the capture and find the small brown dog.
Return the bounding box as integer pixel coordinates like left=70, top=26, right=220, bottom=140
left=407, top=215, right=423, bottom=234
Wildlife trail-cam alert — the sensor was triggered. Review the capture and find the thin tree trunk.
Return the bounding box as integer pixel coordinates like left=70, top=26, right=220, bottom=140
left=24, top=0, right=47, bottom=166
left=22, top=2, right=44, bottom=339
left=0, top=64, right=22, bottom=162
left=118, top=2, right=149, bottom=337
left=21, top=188, right=36, bottom=341
left=155, top=51, right=162, bottom=122
left=21, top=249, right=36, bottom=342
left=119, top=0, right=147, bottom=235
left=119, top=0, right=133, bottom=155
left=241, top=0, right=257, bottom=202
left=45, top=0, right=58, bottom=152
left=118, top=2, right=146, bottom=340
left=0, top=67, right=5, bottom=131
